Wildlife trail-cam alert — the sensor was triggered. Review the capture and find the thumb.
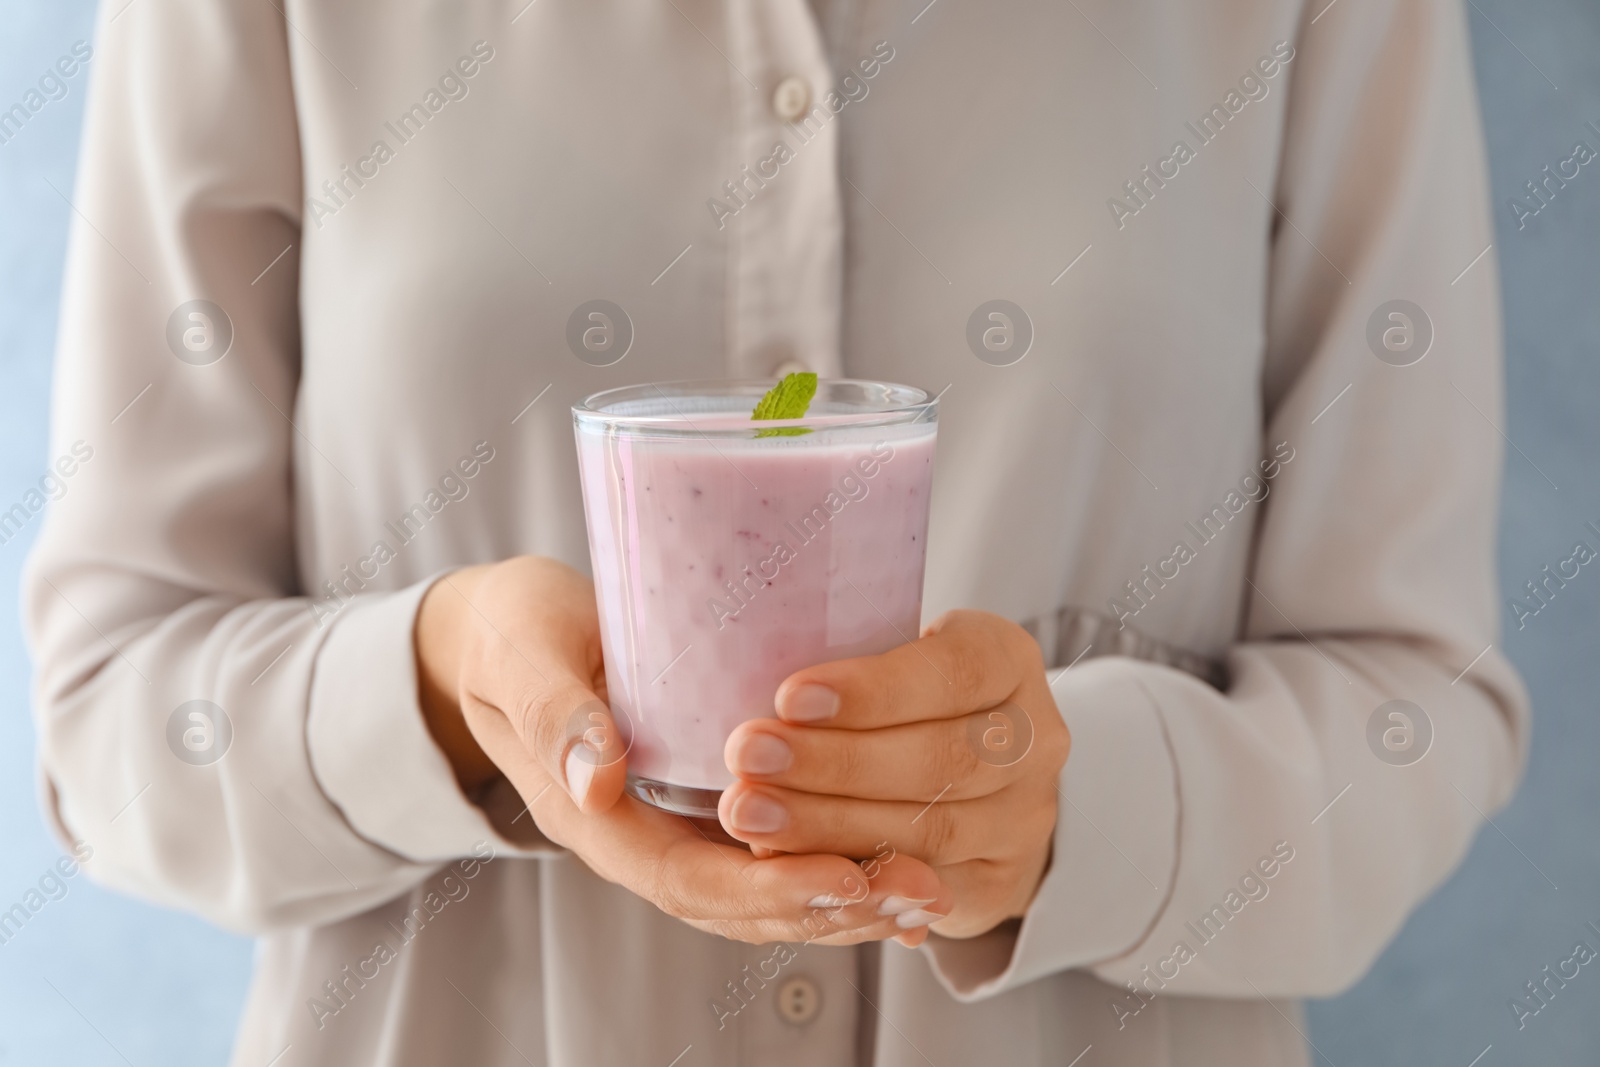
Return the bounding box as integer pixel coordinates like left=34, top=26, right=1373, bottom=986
left=553, top=688, right=630, bottom=813
left=487, top=662, right=628, bottom=815
left=458, top=556, right=629, bottom=814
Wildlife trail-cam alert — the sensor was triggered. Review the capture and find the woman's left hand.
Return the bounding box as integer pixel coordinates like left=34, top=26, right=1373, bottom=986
left=718, top=610, right=1071, bottom=940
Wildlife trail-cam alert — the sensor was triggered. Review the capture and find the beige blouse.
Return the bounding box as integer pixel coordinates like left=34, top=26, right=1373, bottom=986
left=26, top=0, right=1529, bottom=1064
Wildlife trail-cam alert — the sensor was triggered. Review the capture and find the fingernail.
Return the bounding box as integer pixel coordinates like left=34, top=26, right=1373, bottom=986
left=782, top=684, right=839, bottom=722
left=730, top=732, right=792, bottom=775
left=876, top=895, right=937, bottom=917
left=565, top=745, right=595, bottom=809
left=894, top=908, right=944, bottom=930
left=728, top=791, right=788, bottom=834
left=808, top=893, right=852, bottom=909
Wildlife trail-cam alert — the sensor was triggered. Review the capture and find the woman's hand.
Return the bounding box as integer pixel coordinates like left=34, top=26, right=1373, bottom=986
left=718, top=610, right=1070, bottom=939
left=414, top=556, right=953, bottom=947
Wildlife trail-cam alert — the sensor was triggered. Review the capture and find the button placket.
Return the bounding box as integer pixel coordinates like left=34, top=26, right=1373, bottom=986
left=719, top=0, right=844, bottom=382
left=725, top=939, right=859, bottom=1061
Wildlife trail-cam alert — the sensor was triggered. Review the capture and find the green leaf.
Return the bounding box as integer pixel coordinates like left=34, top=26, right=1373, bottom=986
left=751, top=372, right=818, bottom=422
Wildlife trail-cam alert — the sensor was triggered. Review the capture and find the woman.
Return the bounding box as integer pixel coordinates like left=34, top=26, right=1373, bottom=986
left=27, top=0, right=1527, bottom=1064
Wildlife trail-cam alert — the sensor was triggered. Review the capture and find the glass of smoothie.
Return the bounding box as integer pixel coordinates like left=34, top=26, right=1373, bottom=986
left=572, top=379, right=938, bottom=818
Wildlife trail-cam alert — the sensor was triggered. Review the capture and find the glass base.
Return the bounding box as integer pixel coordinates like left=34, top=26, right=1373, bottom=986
left=627, top=775, right=723, bottom=819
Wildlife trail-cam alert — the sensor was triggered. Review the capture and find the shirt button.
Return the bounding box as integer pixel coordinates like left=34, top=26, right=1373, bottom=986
left=771, top=358, right=811, bottom=379
left=775, top=976, right=821, bottom=1026
left=772, top=76, right=812, bottom=122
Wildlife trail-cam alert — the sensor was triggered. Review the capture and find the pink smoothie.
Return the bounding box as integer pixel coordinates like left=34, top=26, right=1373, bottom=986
left=575, top=409, right=936, bottom=801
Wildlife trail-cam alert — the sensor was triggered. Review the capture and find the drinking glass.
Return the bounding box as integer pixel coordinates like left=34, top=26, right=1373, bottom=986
left=572, top=379, right=938, bottom=817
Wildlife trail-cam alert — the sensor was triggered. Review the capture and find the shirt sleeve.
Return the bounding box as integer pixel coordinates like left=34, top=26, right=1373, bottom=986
left=23, top=0, right=548, bottom=937
left=922, top=0, right=1530, bottom=1000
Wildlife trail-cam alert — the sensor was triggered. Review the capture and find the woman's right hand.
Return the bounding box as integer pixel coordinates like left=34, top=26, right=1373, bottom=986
left=413, top=555, right=951, bottom=946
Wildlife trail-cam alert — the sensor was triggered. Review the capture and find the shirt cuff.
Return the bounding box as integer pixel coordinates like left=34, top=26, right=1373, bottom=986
left=921, top=657, right=1181, bottom=999
left=306, top=572, right=539, bottom=862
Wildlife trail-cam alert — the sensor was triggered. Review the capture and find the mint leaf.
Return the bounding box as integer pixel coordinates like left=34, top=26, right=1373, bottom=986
left=751, top=372, right=817, bottom=436
left=752, top=372, right=818, bottom=420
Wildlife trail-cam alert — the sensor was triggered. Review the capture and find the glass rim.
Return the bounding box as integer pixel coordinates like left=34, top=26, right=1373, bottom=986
left=572, top=378, right=939, bottom=433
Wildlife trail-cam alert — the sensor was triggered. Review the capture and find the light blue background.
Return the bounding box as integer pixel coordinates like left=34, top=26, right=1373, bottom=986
left=0, top=2, right=1595, bottom=1064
